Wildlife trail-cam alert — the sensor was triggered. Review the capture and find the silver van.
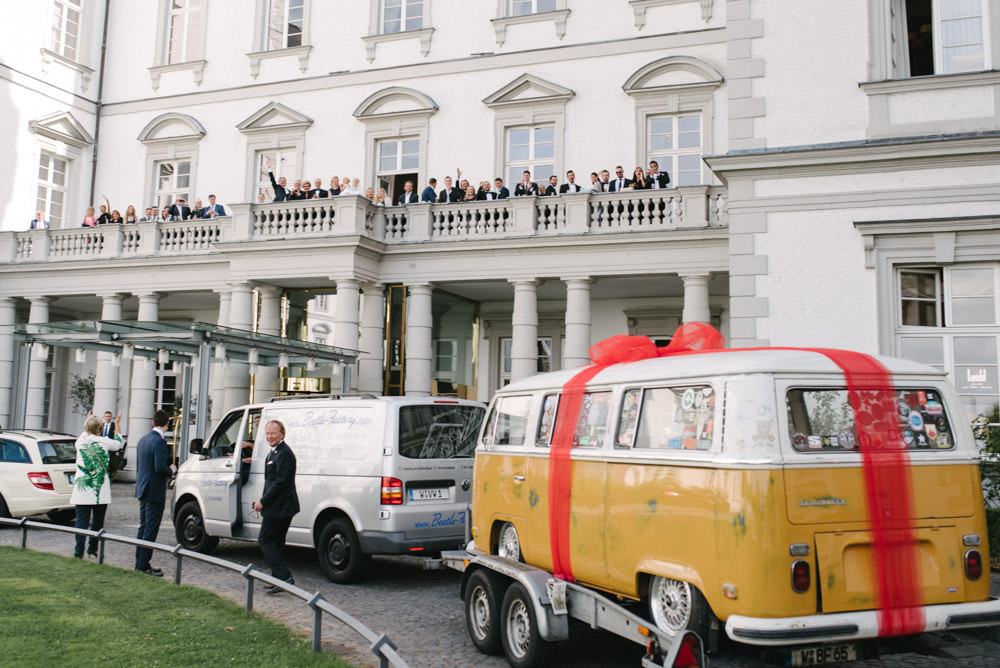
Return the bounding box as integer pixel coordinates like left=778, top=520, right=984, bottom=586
left=172, top=395, right=485, bottom=583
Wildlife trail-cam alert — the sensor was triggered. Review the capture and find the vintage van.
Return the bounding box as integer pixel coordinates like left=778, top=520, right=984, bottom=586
left=173, top=395, right=485, bottom=583
left=471, top=347, right=1000, bottom=659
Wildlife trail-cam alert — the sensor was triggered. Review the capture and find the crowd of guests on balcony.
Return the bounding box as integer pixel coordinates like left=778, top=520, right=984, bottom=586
left=33, top=160, right=671, bottom=230
left=264, top=159, right=670, bottom=208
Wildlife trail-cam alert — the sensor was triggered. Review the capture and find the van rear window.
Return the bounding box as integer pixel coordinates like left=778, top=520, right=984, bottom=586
left=786, top=388, right=955, bottom=452
left=398, top=404, right=485, bottom=459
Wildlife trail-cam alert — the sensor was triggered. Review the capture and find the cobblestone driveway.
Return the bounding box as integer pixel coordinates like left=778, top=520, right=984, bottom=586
left=4, top=482, right=1000, bottom=667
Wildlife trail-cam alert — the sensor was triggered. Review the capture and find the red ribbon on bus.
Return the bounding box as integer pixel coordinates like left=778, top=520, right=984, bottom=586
left=547, top=323, right=923, bottom=636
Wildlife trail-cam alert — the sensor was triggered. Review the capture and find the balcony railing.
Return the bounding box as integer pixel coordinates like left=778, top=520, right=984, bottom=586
left=2, top=186, right=726, bottom=263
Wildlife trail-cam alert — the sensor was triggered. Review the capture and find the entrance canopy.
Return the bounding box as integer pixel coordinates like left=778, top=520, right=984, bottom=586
left=11, top=320, right=359, bottom=442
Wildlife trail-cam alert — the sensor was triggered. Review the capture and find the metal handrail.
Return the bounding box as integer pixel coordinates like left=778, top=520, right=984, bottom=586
left=0, top=517, right=409, bottom=667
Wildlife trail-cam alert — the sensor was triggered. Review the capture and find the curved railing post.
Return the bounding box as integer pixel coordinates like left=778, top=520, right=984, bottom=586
left=171, top=544, right=184, bottom=584
left=372, top=633, right=399, bottom=668
left=241, top=563, right=256, bottom=611
left=307, top=592, right=326, bottom=652
left=95, top=528, right=107, bottom=564
left=18, top=517, right=28, bottom=548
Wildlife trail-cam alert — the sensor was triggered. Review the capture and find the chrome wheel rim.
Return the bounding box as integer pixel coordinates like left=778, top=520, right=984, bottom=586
left=498, top=523, right=520, bottom=561
left=650, top=576, right=691, bottom=635
left=505, top=599, right=530, bottom=659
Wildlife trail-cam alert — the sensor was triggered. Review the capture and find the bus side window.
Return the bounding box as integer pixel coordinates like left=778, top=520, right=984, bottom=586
left=572, top=391, right=612, bottom=448
left=536, top=394, right=559, bottom=447
left=616, top=389, right=642, bottom=448
left=633, top=386, right=715, bottom=450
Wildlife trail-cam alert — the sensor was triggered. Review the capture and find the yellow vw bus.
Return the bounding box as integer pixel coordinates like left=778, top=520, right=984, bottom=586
left=471, top=348, right=1000, bottom=658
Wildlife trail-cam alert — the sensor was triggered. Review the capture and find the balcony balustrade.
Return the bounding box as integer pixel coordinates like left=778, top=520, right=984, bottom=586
left=1, top=186, right=726, bottom=263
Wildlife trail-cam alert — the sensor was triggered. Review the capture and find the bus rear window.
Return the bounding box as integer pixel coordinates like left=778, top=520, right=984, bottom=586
left=786, top=388, right=955, bottom=452
left=398, top=404, right=485, bottom=459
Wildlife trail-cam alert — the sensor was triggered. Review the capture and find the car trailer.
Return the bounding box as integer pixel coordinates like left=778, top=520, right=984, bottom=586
left=441, top=546, right=706, bottom=668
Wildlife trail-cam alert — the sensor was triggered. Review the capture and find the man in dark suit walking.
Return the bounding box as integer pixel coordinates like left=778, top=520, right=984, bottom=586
left=101, top=411, right=117, bottom=438
left=254, top=420, right=300, bottom=593
left=134, top=409, right=175, bottom=575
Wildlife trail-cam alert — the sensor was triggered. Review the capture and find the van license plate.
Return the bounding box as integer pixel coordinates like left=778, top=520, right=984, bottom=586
left=787, top=643, right=856, bottom=666
left=409, top=488, right=447, bottom=501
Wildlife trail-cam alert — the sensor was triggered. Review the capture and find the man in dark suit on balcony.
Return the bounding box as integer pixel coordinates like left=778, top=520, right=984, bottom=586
left=168, top=198, right=192, bottom=221
left=201, top=194, right=226, bottom=218
left=644, top=160, right=671, bottom=189
left=514, top=171, right=539, bottom=197
left=397, top=181, right=419, bottom=205
left=608, top=166, right=634, bottom=192
left=438, top=176, right=463, bottom=203
left=559, top=170, right=582, bottom=194
left=421, top=178, right=438, bottom=202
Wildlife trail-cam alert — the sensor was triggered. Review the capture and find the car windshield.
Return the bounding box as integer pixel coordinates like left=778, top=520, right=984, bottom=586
left=398, top=404, right=485, bottom=459
left=38, top=440, right=77, bottom=464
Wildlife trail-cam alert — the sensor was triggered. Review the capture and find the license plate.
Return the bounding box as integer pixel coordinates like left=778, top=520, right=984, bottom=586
left=788, top=643, right=857, bottom=666
left=408, top=487, right=447, bottom=501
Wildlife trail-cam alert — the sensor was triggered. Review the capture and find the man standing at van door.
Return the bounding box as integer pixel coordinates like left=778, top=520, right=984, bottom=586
left=134, top=409, right=175, bottom=576
left=254, top=420, right=300, bottom=594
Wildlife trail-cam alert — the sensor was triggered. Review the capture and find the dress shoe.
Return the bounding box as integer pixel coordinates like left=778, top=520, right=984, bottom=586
left=264, top=578, right=294, bottom=595
left=137, top=566, right=163, bottom=577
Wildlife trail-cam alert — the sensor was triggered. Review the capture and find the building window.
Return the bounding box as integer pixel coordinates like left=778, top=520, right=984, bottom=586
left=255, top=148, right=298, bottom=200
left=36, top=152, right=68, bottom=228
left=166, top=0, right=205, bottom=64
left=434, top=339, right=457, bottom=379
left=51, top=0, right=82, bottom=61
left=376, top=138, right=420, bottom=202
left=155, top=362, right=178, bottom=414
left=898, top=0, right=989, bottom=76
left=510, top=0, right=555, bottom=15
left=154, top=159, right=191, bottom=210
left=648, top=114, right=703, bottom=186
left=499, top=337, right=552, bottom=386
left=505, top=125, right=555, bottom=186
left=383, top=0, right=423, bottom=33
left=266, top=0, right=304, bottom=48
left=896, top=264, right=1000, bottom=420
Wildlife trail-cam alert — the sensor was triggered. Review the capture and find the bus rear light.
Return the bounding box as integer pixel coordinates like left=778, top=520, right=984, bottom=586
left=791, top=559, right=810, bottom=593
left=381, top=477, right=403, bottom=505
left=965, top=549, right=983, bottom=581
left=27, top=472, right=54, bottom=490
left=408, top=546, right=424, bottom=552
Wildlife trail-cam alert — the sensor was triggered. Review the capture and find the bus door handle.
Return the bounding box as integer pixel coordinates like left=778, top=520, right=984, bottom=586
left=513, top=475, right=526, bottom=483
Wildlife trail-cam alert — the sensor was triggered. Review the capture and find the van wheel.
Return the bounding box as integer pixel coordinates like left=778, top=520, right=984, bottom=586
left=501, top=582, right=553, bottom=668
left=0, top=494, right=10, bottom=522
left=497, top=522, right=522, bottom=562
left=648, top=576, right=710, bottom=639
left=175, top=501, right=219, bottom=553
left=318, top=518, right=371, bottom=584
left=464, top=569, right=505, bottom=655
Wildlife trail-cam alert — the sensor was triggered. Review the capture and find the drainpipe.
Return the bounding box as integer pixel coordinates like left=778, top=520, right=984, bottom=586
left=88, top=0, right=111, bottom=205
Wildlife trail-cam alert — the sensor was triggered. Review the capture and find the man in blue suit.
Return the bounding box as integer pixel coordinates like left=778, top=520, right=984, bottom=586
left=200, top=194, right=226, bottom=218
left=134, top=409, right=175, bottom=575
left=420, top=178, right=437, bottom=202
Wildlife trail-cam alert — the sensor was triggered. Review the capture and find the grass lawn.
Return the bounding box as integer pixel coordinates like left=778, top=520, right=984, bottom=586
left=0, top=546, right=354, bottom=667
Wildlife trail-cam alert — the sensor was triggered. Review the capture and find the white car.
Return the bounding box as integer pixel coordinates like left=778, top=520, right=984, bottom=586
left=0, top=429, right=78, bottom=523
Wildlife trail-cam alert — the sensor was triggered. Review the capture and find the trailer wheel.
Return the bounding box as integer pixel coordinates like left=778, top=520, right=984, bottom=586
left=464, top=569, right=505, bottom=655
left=501, top=582, right=553, bottom=668
left=318, top=517, right=371, bottom=583
left=175, top=501, right=219, bottom=553
left=648, top=576, right=710, bottom=639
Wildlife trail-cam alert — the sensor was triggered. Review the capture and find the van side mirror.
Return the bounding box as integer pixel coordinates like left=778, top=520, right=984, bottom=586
left=189, top=438, right=204, bottom=455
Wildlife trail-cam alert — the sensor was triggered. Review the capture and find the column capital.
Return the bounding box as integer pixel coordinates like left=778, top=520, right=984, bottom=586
left=97, top=292, right=129, bottom=303
left=508, top=278, right=540, bottom=287
left=24, top=295, right=52, bottom=304
left=333, top=278, right=362, bottom=290
left=134, top=291, right=164, bottom=301
left=678, top=272, right=713, bottom=281
left=253, top=284, right=283, bottom=298
left=560, top=276, right=592, bottom=286
left=228, top=281, right=253, bottom=294
left=404, top=282, right=435, bottom=294
left=361, top=282, right=385, bottom=294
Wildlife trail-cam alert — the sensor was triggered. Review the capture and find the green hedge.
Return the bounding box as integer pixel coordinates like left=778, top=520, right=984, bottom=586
left=988, top=507, right=1000, bottom=561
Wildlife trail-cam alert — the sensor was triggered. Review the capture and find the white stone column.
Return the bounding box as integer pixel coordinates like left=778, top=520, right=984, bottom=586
left=224, top=283, right=254, bottom=410
left=333, top=279, right=361, bottom=392
left=122, top=292, right=161, bottom=481
left=0, top=297, right=18, bottom=429
left=680, top=273, right=712, bottom=324
left=93, top=293, right=126, bottom=416
left=253, top=286, right=282, bottom=403
left=403, top=284, right=433, bottom=397
left=510, top=280, right=539, bottom=383
left=210, top=289, right=231, bottom=428
left=358, top=283, right=385, bottom=394
left=563, top=277, right=592, bottom=369
left=25, top=297, right=50, bottom=430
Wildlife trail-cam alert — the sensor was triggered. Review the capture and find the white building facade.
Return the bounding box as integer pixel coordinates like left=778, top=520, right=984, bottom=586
left=0, top=0, right=998, bottom=450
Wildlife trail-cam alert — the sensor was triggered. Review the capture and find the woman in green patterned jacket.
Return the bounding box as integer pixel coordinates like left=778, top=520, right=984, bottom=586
left=71, top=413, right=123, bottom=558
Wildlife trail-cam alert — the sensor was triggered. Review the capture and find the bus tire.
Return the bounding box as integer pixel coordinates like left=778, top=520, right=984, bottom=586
left=648, top=576, right=711, bottom=639
left=318, top=517, right=371, bottom=584
left=175, top=501, right=219, bottom=553
left=464, top=568, right=505, bottom=655
left=501, top=582, right=553, bottom=668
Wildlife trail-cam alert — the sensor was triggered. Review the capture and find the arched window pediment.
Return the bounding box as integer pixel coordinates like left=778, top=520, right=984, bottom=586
left=137, top=113, right=206, bottom=143
left=623, top=56, right=723, bottom=95
left=353, top=87, right=438, bottom=120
